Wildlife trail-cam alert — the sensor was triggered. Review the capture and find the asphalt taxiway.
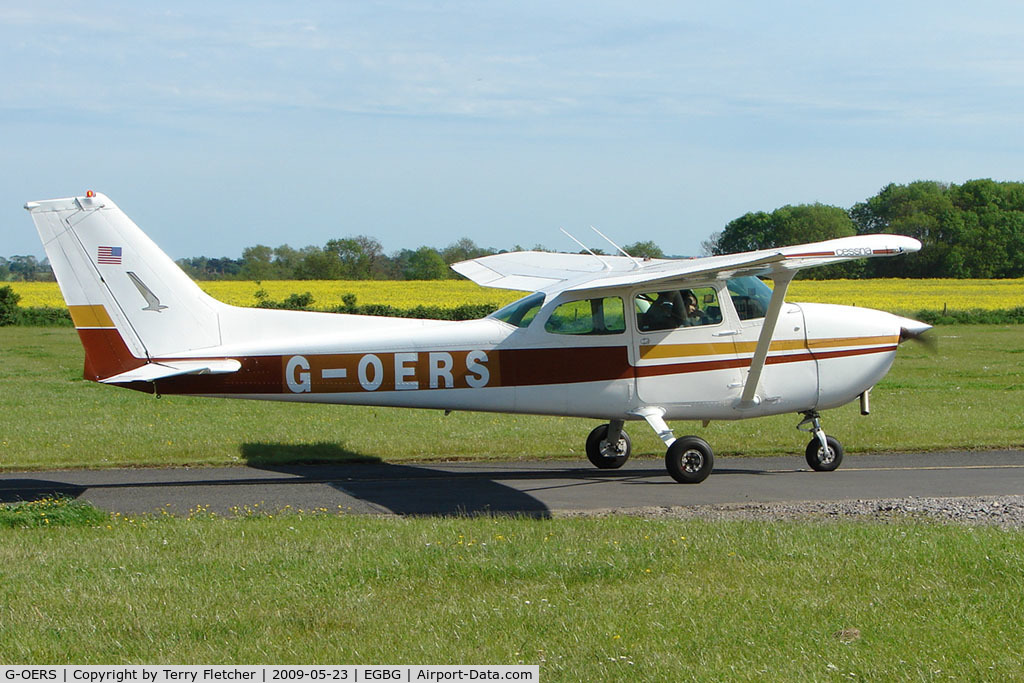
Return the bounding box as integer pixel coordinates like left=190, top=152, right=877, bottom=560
left=1, top=450, right=1022, bottom=517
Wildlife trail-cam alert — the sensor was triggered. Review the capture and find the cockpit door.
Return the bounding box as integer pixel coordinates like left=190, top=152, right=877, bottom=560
left=631, top=283, right=744, bottom=414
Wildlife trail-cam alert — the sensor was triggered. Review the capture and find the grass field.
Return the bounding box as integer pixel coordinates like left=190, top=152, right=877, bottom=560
left=1, top=325, right=1021, bottom=470
left=1, top=507, right=1022, bottom=677
left=8, top=278, right=1024, bottom=315
left=2, top=325, right=1023, bottom=673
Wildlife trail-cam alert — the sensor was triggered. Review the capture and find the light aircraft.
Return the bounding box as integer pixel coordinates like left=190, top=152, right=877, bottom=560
left=26, top=191, right=931, bottom=483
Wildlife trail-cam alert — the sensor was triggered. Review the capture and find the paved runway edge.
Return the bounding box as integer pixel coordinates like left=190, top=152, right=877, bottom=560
left=1, top=450, right=1022, bottom=518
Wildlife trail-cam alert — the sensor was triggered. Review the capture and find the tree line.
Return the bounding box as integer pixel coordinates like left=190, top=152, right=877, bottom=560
left=0, top=255, right=52, bottom=282
left=706, top=178, right=1024, bottom=279
left=5, top=179, right=1023, bottom=281
left=173, top=237, right=668, bottom=281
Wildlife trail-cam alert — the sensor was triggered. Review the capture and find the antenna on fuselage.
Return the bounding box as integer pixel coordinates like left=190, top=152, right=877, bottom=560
left=560, top=228, right=611, bottom=270
left=591, top=225, right=642, bottom=269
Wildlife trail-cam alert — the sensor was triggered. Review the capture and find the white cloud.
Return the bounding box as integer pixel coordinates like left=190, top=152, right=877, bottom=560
left=4, top=0, right=1024, bottom=258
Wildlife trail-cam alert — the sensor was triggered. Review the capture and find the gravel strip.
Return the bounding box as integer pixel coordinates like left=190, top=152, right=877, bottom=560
left=559, top=495, right=1024, bottom=528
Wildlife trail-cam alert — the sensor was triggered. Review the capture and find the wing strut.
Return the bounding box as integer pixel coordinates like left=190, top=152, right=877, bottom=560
left=739, top=271, right=795, bottom=408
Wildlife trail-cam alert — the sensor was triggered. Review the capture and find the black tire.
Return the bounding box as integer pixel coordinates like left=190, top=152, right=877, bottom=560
left=665, top=436, right=714, bottom=484
left=585, top=424, right=631, bottom=469
left=805, top=435, right=843, bottom=472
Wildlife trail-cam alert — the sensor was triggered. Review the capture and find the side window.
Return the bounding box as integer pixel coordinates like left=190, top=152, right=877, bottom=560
left=544, top=297, right=625, bottom=335
left=726, top=276, right=772, bottom=321
left=490, top=292, right=544, bottom=328
left=635, top=287, right=722, bottom=331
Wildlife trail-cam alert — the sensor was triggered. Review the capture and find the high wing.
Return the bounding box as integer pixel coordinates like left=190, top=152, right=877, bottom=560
left=452, top=234, right=921, bottom=294
left=450, top=251, right=659, bottom=292
left=454, top=233, right=922, bottom=418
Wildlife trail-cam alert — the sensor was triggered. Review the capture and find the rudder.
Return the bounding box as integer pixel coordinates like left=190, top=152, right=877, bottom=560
left=26, top=192, right=225, bottom=380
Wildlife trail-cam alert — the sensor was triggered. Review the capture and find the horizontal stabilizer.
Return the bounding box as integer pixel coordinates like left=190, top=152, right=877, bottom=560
left=100, top=359, right=241, bottom=384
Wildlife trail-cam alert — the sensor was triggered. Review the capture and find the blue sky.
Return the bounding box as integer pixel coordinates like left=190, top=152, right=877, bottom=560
left=4, top=1, right=1024, bottom=260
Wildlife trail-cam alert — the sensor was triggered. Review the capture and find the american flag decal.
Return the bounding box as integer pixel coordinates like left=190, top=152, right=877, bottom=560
left=97, top=246, right=122, bottom=265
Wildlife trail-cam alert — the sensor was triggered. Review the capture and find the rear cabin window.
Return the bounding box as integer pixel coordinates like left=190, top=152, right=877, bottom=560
left=544, top=297, right=626, bottom=335
left=635, top=287, right=723, bottom=331
left=726, top=276, right=773, bottom=320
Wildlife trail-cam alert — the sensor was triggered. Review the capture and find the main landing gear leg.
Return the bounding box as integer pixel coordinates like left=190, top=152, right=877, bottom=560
left=798, top=411, right=844, bottom=472
left=635, top=407, right=714, bottom=484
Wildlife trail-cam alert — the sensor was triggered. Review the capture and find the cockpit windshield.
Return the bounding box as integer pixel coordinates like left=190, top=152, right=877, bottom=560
left=489, top=292, right=544, bottom=328
left=726, top=276, right=773, bottom=320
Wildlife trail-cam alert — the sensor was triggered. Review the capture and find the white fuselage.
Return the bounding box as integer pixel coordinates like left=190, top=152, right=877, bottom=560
left=156, top=289, right=903, bottom=424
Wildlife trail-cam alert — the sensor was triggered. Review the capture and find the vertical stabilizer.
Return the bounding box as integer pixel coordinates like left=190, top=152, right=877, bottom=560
left=26, top=192, right=225, bottom=380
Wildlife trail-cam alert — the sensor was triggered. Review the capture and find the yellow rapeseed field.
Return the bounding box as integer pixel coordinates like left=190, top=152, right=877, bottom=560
left=786, top=279, right=1024, bottom=313
left=203, top=280, right=523, bottom=310
left=6, top=280, right=521, bottom=310
left=8, top=278, right=1023, bottom=314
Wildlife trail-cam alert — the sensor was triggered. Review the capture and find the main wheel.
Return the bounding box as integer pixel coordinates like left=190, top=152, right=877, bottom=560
left=665, top=436, right=714, bottom=484
left=805, top=435, right=843, bottom=472
left=585, top=424, right=631, bottom=469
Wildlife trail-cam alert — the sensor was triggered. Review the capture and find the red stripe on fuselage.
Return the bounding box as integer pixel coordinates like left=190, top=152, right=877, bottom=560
left=498, top=347, right=632, bottom=386
left=135, top=342, right=897, bottom=396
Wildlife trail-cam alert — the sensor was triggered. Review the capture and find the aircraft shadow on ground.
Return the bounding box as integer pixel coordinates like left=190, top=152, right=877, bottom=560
left=0, top=466, right=554, bottom=518
left=0, top=479, right=87, bottom=504
left=238, top=446, right=785, bottom=517
left=240, top=441, right=382, bottom=467
left=241, top=442, right=553, bottom=517
left=0, top=445, right=783, bottom=517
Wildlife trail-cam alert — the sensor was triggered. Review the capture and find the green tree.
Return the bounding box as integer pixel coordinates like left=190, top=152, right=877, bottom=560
left=176, top=256, right=208, bottom=279
left=272, top=245, right=301, bottom=279
left=294, top=246, right=338, bottom=280
left=950, top=180, right=1024, bottom=278
left=850, top=181, right=956, bottom=277
left=714, top=204, right=860, bottom=277
left=713, top=211, right=775, bottom=255
left=441, top=237, right=495, bottom=265
left=403, top=246, right=449, bottom=280
left=241, top=245, right=277, bottom=280
left=0, top=285, right=20, bottom=325
left=623, top=240, right=666, bottom=259
left=6, top=255, right=50, bottom=281
left=851, top=179, right=1024, bottom=278
left=324, top=235, right=384, bottom=280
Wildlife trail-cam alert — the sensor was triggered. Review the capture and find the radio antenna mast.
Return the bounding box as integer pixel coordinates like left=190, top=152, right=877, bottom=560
left=591, top=225, right=642, bottom=268
left=560, top=228, right=611, bottom=270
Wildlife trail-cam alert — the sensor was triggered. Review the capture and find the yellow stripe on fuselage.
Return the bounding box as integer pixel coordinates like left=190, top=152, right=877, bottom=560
left=806, top=334, right=900, bottom=351
left=640, top=340, right=745, bottom=360
left=68, top=305, right=115, bottom=329
left=640, top=335, right=900, bottom=361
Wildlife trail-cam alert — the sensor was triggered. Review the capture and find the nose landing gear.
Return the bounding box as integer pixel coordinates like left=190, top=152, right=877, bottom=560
left=798, top=411, right=844, bottom=472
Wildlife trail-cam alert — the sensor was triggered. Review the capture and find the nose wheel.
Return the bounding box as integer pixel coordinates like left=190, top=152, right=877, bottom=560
left=805, top=435, right=844, bottom=471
